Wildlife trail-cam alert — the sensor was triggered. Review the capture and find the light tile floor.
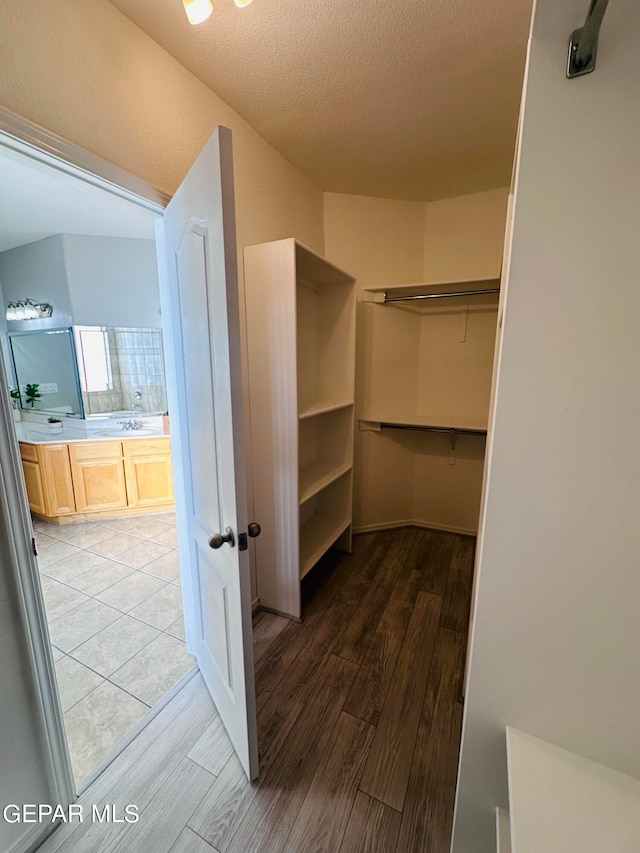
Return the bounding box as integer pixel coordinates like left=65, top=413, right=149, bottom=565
left=33, top=512, right=195, bottom=783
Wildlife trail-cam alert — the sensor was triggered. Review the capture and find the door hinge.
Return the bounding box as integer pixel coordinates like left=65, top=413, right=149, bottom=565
left=238, top=532, right=248, bottom=552
left=32, top=537, right=38, bottom=557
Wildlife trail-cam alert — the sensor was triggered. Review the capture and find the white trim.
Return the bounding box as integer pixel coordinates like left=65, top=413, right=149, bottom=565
left=353, top=519, right=477, bottom=537
left=0, top=337, right=75, bottom=850
left=0, top=105, right=169, bottom=212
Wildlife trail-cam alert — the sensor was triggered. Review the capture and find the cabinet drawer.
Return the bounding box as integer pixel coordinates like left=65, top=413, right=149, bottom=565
left=19, top=442, right=39, bottom=463
left=70, top=440, right=123, bottom=461
left=123, top=438, right=171, bottom=458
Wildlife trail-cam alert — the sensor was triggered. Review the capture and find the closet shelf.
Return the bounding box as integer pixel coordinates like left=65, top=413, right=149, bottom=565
left=299, top=514, right=351, bottom=580
left=361, top=277, right=500, bottom=305
left=299, top=400, right=354, bottom=420
left=299, top=461, right=353, bottom=504
left=359, top=413, right=488, bottom=435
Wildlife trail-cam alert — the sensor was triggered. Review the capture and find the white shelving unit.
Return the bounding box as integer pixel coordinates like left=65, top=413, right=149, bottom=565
left=245, top=238, right=356, bottom=620
left=359, top=277, right=500, bottom=434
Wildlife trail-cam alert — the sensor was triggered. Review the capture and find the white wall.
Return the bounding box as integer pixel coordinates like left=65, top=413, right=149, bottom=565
left=64, top=235, right=160, bottom=328
left=453, top=1, right=640, bottom=850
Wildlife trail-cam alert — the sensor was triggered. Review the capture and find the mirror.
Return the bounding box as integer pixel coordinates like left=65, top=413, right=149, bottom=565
left=74, top=326, right=167, bottom=417
left=9, top=328, right=84, bottom=417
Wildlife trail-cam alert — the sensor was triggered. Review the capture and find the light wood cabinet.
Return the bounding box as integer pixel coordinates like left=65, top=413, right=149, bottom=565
left=39, top=444, right=76, bottom=516
left=20, top=442, right=75, bottom=517
left=123, top=438, right=174, bottom=508
left=245, top=238, right=356, bottom=619
left=20, top=444, right=47, bottom=515
left=18, top=436, right=175, bottom=521
left=69, top=441, right=128, bottom=513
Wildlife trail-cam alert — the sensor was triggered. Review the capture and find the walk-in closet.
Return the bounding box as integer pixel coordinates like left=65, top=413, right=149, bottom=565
left=245, top=191, right=506, bottom=618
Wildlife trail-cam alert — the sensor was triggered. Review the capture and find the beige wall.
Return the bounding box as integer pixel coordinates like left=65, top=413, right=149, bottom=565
left=423, top=187, right=509, bottom=280
left=324, top=189, right=508, bottom=534
left=323, top=193, right=426, bottom=529
left=414, top=188, right=508, bottom=532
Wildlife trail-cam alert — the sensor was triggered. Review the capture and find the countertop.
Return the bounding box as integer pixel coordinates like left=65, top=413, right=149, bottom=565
left=15, top=422, right=169, bottom=445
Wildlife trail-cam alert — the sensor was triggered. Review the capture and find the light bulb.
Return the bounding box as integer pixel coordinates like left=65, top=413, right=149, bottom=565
left=182, top=0, right=213, bottom=24
left=24, top=300, right=38, bottom=320
left=234, top=0, right=254, bottom=6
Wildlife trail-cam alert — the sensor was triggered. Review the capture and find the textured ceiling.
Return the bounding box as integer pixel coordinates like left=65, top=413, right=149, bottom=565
left=109, top=0, right=532, bottom=201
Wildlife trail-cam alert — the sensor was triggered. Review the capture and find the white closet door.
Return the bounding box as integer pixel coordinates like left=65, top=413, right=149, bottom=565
left=157, top=126, right=258, bottom=781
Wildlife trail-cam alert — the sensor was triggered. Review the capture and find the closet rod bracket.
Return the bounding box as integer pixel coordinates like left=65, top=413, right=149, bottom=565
left=567, top=0, right=611, bottom=78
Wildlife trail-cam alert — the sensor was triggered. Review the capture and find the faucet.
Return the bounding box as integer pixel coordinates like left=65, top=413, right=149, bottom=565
left=132, top=390, right=143, bottom=411
left=118, top=419, right=143, bottom=431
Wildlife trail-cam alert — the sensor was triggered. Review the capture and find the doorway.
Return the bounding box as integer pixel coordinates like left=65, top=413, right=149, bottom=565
left=0, top=140, right=195, bottom=786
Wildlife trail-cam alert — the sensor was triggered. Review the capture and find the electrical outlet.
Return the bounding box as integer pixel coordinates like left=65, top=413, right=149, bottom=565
left=39, top=383, right=58, bottom=395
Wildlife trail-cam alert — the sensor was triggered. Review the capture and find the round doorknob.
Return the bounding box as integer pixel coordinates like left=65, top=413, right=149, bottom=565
left=248, top=522, right=261, bottom=538
left=209, top=527, right=235, bottom=549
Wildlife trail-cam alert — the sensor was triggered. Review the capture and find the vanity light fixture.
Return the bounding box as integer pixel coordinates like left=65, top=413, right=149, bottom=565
left=6, top=299, right=53, bottom=321
left=182, top=0, right=254, bottom=26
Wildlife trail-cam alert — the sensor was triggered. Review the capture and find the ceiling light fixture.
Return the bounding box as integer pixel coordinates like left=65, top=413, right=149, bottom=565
left=6, top=299, right=53, bottom=321
left=181, top=0, right=254, bottom=26
left=182, top=0, right=214, bottom=25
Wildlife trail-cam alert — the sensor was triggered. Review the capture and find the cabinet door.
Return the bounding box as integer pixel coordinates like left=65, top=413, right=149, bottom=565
left=38, top=444, right=76, bottom=516
left=123, top=438, right=174, bottom=508
left=21, top=459, right=47, bottom=515
left=69, top=441, right=128, bottom=513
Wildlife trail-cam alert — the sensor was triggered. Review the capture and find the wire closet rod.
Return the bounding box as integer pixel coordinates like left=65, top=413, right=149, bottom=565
left=379, top=422, right=487, bottom=437
left=383, top=288, right=499, bottom=304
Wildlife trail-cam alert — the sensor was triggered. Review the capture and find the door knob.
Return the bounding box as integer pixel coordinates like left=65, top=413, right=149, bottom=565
left=209, top=527, right=235, bottom=549
left=248, top=522, right=261, bottom=538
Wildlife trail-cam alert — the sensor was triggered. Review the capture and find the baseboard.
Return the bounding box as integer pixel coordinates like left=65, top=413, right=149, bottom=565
left=251, top=597, right=260, bottom=613
left=353, top=518, right=477, bottom=537
left=258, top=604, right=301, bottom=624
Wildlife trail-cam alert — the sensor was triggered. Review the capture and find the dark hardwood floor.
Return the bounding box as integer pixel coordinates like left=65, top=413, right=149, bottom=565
left=40, top=527, right=474, bottom=853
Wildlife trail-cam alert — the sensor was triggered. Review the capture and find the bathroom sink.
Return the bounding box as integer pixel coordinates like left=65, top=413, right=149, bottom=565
left=92, top=429, right=161, bottom=438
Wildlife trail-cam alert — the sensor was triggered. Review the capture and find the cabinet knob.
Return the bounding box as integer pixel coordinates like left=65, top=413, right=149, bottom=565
left=208, top=527, right=235, bottom=549
left=247, top=522, right=261, bottom=538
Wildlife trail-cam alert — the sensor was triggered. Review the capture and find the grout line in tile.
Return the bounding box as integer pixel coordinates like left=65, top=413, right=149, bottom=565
left=38, top=552, right=180, bottom=620
left=65, top=613, right=187, bottom=685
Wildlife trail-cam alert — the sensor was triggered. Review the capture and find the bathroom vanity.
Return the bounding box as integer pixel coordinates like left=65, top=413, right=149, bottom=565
left=18, top=432, right=174, bottom=522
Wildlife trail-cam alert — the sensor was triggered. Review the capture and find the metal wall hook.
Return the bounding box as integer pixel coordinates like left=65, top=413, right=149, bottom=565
left=567, top=0, right=611, bottom=78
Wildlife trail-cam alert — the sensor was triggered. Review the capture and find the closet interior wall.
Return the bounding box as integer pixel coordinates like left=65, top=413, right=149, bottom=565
left=323, top=188, right=509, bottom=535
